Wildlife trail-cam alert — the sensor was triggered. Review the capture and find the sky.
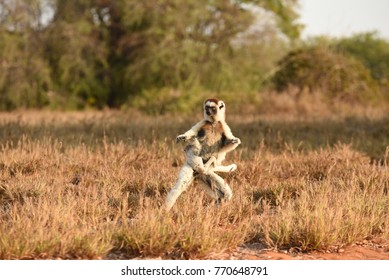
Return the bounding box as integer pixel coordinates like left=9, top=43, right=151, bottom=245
left=298, top=0, right=389, bottom=39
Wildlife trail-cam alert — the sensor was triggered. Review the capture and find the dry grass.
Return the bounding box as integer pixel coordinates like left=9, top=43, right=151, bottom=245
left=0, top=108, right=388, bottom=259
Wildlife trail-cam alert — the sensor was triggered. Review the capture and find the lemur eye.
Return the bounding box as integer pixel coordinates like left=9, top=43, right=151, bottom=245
left=205, top=106, right=217, bottom=112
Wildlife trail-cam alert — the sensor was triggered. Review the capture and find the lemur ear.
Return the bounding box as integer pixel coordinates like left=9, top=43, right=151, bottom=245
left=219, top=102, right=225, bottom=110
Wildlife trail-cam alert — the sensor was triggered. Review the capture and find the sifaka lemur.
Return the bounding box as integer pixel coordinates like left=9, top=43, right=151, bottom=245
left=165, top=98, right=241, bottom=211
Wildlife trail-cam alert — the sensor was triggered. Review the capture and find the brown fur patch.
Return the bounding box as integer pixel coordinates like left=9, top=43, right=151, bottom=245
left=204, top=98, right=220, bottom=105
left=199, top=121, right=224, bottom=143
left=197, top=121, right=226, bottom=160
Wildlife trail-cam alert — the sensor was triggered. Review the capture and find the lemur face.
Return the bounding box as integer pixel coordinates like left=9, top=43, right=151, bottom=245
left=204, top=98, right=225, bottom=121
left=204, top=102, right=217, bottom=117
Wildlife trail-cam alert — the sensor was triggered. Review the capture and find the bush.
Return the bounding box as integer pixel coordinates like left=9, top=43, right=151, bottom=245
left=332, top=32, right=389, bottom=85
left=0, top=32, right=51, bottom=110
left=128, top=88, right=204, bottom=115
left=331, top=32, right=389, bottom=100
left=272, top=46, right=380, bottom=103
left=128, top=88, right=261, bottom=115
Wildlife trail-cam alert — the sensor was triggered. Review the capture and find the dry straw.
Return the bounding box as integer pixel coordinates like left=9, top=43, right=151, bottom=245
left=0, top=108, right=388, bottom=259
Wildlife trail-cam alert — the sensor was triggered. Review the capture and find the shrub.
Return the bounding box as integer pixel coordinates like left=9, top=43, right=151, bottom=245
left=332, top=32, right=389, bottom=85
left=128, top=88, right=204, bottom=115
left=272, top=46, right=380, bottom=103
left=332, top=32, right=389, bottom=100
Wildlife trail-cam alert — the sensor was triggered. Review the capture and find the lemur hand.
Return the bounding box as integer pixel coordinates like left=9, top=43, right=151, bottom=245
left=226, top=138, right=241, bottom=145
left=176, top=134, right=187, bottom=143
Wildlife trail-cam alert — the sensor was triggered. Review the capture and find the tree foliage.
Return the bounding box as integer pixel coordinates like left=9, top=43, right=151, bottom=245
left=331, top=32, right=389, bottom=99
left=295, top=32, right=389, bottom=101
left=0, top=0, right=300, bottom=110
left=272, top=46, right=380, bottom=103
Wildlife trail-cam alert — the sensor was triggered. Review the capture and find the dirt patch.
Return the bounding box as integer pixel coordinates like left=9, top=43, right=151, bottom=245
left=109, top=239, right=389, bottom=260
left=205, top=239, right=389, bottom=260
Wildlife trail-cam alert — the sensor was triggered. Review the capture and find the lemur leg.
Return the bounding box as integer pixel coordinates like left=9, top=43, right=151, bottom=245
left=187, top=154, right=206, bottom=174
left=197, top=156, right=233, bottom=200
left=197, top=179, right=220, bottom=200
left=195, top=156, right=218, bottom=199
left=213, top=164, right=237, bottom=173
left=165, top=163, right=194, bottom=211
left=197, top=171, right=233, bottom=202
left=204, top=156, right=216, bottom=170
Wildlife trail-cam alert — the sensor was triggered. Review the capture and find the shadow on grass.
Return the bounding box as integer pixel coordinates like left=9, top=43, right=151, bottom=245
left=234, top=117, right=389, bottom=162
left=0, top=114, right=388, bottom=161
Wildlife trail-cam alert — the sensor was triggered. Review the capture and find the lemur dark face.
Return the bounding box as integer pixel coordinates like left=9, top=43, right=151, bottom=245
left=205, top=103, right=217, bottom=117
left=203, top=98, right=225, bottom=121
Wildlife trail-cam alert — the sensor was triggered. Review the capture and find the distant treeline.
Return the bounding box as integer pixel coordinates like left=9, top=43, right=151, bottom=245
left=0, top=1, right=388, bottom=111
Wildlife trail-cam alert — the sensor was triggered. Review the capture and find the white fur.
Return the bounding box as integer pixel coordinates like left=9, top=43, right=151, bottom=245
left=176, top=98, right=240, bottom=169
left=165, top=99, right=240, bottom=211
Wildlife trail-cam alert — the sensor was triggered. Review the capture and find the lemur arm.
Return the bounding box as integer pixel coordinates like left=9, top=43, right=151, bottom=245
left=219, top=137, right=241, bottom=154
left=187, top=155, right=217, bottom=175
left=205, top=155, right=237, bottom=173
left=176, top=120, right=207, bottom=143
left=219, top=120, right=235, bottom=140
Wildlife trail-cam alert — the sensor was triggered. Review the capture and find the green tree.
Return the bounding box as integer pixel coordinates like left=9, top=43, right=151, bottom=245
left=0, top=0, right=51, bottom=110
left=249, top=0, right=302, bottom=40
left=0, top=0, right=302, bottom=110
left=332, top=32, right=389, bottom=91
left=43, top=0, right=109, bottom=109
left=107, top=0, right=301, bottom=107
left=272, top=46, right=379, bottom=103
left=301, top=32, right=389, bottom=101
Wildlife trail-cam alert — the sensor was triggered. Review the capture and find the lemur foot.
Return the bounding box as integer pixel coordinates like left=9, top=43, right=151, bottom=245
left=229, top=164, right=237, bottom=172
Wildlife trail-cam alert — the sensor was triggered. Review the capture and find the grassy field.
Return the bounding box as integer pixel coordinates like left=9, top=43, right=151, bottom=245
left=0, top=109, right=388, bottom=259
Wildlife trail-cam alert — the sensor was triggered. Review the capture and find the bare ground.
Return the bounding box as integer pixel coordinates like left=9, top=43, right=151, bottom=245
left=116, top=239, right=389, bottom=260
left=205, top=238, right=389, bottom=260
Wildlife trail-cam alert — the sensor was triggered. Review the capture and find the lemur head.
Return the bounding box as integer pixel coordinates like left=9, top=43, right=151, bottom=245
left=203, top=98, right=226, bottom=122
